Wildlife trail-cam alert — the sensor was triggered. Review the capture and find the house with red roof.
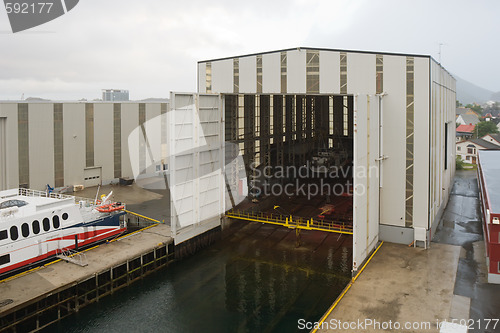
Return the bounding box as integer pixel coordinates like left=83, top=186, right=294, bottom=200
left=484, top=112, right=494, bottom=120
left=456, top=123, right=475, bottom=142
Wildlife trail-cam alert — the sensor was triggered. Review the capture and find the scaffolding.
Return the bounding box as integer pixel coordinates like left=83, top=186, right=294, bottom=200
left=223, top=94, right=354, bottom=191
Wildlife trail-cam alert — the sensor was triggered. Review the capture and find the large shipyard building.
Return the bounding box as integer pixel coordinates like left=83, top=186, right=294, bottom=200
left=0, top=101, right=168, bottom=190
left=0, top=47, right=456, bottom=270
left=198, top=47, right=456, bottom=268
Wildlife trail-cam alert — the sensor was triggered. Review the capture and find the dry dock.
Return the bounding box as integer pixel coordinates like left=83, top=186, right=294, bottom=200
left=0, top=223, right=174, bottom=332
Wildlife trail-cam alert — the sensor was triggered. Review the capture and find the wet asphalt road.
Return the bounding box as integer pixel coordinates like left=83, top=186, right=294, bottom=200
left=433, top=170, right=500, bottom=333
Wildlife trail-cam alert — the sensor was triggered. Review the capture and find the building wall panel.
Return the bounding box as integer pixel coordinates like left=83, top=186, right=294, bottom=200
left=198, top=62, right=207, bottom=93
left=29, top=103, right=54, bottom=190
left=262, top=53, right=280, bottom=93
left=212, top=59, right=233, bottom=94
left=239, top=56, right=257, bottom=93
left=412, top=57, right=430, bottom=229
left=347, top=53, right=376, bottom=95
left=121, top=103, right=139, bottom=179
left=63, top=103, right=85, bottom=187
left=319, top=51, right=340, bottom=93
left=429, top=60, right=456, bottom=231
left=145, top=103, right=162, bottom=173
left=0, top=104, right=19, bottom=189
left=379, top=55, right=406, bottom=227
left=93, top=104, right=114, bottom=183
left=286, top=50, right=306, bottom=93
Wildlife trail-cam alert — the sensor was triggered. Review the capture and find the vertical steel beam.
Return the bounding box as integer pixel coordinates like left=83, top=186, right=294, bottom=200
left=260, top=95, right=271, bottom=174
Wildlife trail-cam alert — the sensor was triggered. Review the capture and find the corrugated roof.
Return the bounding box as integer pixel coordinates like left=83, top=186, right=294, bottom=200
left=198, top=47, right=432, bottom=64
left=456, top=107, right=471, bottom=116
left=468, top=138, right=500, bottom=149
left=458, top=113, right=480, bottom=125
left=478, top=150, right=500, bottom=214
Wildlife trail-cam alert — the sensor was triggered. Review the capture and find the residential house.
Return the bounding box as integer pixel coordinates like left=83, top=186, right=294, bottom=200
left=456, top=107, right=471, bottom=118
left=456, top=124, right=475, bottom=142
left=456, top=112, right=480, bottom=126
left=483, top=112, right=495, bottom=122
left=481, top=133, right=500, bottom=146
left=456, top=138, right=500, bottom=164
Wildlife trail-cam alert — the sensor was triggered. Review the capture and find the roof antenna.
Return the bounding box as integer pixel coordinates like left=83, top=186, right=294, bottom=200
left=438, top=42, right=446, bottom=64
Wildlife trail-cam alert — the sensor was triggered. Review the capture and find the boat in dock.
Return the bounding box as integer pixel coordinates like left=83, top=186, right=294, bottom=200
left=0, top=188, right=126, bottom=276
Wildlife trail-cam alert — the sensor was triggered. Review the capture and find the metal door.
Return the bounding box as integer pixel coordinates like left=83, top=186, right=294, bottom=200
left=83, top=167, right=101, bottom=187
left=352, top=94, right=380, bottom=272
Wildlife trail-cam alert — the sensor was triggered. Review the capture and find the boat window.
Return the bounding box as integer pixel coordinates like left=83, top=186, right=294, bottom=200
left=43, top=218, right=50, bottom=232
left=0, top=200, right=28, bottom=209
left=53, top=215, right=60, bottom=229
left=62, top=213, right=69, bottom=220
left=32, top=220, right=40, bottom=234
left=0, top=230, right=7, bottom=240
left=10, top=226, right=19, bottom=241
left=0, top=254, right=10, bottom=266
left=21, top=223, right=29, bottom=237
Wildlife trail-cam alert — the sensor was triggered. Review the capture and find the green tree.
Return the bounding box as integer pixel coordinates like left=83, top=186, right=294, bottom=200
left=456, top=156, right=464, bottom=170
left=474, top=121, right=499, bottom=138
left=465, top=103, right=483, bottom=114
left=456, top=100, right=462, bottom=107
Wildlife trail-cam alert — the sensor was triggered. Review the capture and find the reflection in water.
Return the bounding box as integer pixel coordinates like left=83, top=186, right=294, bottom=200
left=52, top=222, right=352, bottom=333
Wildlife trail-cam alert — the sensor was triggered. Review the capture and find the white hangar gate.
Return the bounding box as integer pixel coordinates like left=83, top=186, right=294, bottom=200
left=128, top=91, right=382, bottom=272
left=352, top=94, right=381, bottom=272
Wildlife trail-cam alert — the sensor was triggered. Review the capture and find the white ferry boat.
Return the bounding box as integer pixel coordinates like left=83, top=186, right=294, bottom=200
left=0, top=188, right=127, bottom=276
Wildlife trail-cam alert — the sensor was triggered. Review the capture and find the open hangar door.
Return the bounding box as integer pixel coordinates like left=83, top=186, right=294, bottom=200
left=128, top=92, right=230, bottom=245
left=168, top=93, right=226, bottom=245
left=352, top=94, right=381, bottom=272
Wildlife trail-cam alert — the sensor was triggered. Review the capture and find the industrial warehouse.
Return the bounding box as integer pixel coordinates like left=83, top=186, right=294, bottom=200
left=0, top=47, right=456, bottom=273
left=6, top=47, right=495, bottom=333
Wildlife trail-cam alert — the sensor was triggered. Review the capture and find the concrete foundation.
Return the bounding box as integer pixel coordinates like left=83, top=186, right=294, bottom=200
left=0, top=224, right=174, bottom=332
left=319, top=242, right=461, bottom=332
left=378, top=224, right=414, bottom=245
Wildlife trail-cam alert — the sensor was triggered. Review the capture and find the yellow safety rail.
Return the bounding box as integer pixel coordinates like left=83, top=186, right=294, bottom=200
left=226, top=210, right=353, bottom=235
left=124, top=209, right=162, bottom=224
left=311, top=241, right=384, bottom=333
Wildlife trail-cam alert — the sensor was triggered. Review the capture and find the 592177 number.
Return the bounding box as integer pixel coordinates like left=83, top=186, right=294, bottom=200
left=5, top=2, right=54, bottom=14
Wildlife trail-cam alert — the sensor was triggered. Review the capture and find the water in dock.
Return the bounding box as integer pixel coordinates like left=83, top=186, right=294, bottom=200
left=50, top=221, right=352, bottom=332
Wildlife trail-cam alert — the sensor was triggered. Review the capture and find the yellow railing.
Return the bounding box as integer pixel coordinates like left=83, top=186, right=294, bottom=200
left=225, top=210, right=353, bottom=235
left=124, top=209, right=162, bottom=224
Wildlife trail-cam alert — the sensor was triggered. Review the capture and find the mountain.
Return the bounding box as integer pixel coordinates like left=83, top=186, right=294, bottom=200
left=490, top=91, right=500, bottom=102
left=454, top=74, right=493, bottom=105
left=25, top=97, right=51, bottom=101
left=138, top=98, right=170, bottom=102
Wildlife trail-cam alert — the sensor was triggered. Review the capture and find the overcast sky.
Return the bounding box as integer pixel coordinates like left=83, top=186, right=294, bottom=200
left=0, top=0, right=498, bottom=100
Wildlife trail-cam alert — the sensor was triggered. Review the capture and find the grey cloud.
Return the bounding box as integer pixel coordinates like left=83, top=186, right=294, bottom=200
left=0, top=0, right=499, bottom=100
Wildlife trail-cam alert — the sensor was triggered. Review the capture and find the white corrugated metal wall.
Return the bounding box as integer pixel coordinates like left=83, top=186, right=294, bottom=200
left=0, top=101, right=168, bottom=191
left=353, top=94, right=380, bottom=271
left=198, top=47, right=456, bottom=264
left=429, top=59, right=456, bottom=235
left=168, top=93, right=224, bottom=245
